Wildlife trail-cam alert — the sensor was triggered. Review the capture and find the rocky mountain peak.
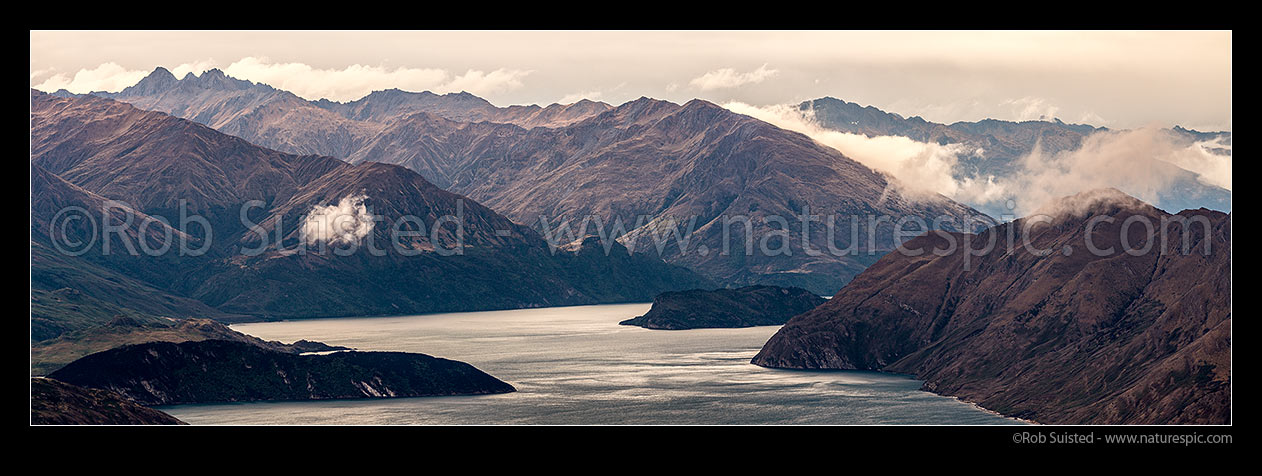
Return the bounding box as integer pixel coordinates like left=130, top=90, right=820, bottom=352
left=126, top=66, right=179, bottom=95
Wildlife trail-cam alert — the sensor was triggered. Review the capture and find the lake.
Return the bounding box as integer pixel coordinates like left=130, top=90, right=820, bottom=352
left=159, top=302, right=1022, bottom=425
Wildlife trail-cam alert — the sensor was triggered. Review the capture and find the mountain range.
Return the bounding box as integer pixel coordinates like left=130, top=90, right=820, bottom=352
left=52, top=68, right=996, bottom=294
left=30, top=89, right=710, bottom=338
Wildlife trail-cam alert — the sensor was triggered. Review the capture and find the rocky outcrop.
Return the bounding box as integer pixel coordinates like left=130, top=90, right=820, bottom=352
left=620, top=285, right=826, bottom=330
left=48, top=339, right=516, bottom=405
left=31, top=377, right=185, bottom=425
left=752, top=189, right=1230, bottom=424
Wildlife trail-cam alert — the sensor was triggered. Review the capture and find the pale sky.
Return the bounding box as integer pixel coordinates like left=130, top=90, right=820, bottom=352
left=30, top=30, right=1232, bottom=131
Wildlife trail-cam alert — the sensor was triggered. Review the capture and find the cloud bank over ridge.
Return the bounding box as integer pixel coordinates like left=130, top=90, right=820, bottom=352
left=722, top=102, right=1231, bottom=216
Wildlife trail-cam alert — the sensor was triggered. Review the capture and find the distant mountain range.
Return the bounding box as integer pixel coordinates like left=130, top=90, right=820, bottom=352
left=31, top=90, right=710, bottom=338
left=798, top=97, right=1231, bottom=215
left=753, top=189, right=1231, bottom=424
left=59, top=67, right=612, bottom=160
left=50, top=68, right=995, bottom=294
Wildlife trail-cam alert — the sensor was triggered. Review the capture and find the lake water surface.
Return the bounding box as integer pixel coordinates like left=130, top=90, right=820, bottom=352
left=160, top=303, right=1022, bottom=425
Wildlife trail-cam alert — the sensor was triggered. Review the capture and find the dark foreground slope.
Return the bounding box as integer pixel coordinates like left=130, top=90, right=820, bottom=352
left=32, top=316, right=349, bottom=376
left=31, top=378, right=185, bottom=425
left=620, top=285, right=826, bottom=330
left=48, top=340, right=516, bottom=405
left=753, top=189, right=1230, bottom=424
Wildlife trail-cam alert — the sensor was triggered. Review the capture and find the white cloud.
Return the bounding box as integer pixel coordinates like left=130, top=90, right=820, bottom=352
left=721, top=102, right=990, bottom=202
left=222, top=57, right=448, bottom=101
left=689, top=64, right=778, bottom=91
left=221, top=58, right=532, bottom=101
left=30, top=68, right=54, bottom=82
left=1002, top=96, right=1061, bottom=122
left=439, top=68, right=532, bottom=97
left=1000, top=128, right=1233, bottom=213
left=723, top=102, right=1231, bottom=215
left=300, top=194, right=375, bottom=245
left=1077, top=110, right=1109, bottom=126
left=557, top=90, right=603, bottom=104
left=32, top=62, right=150, bottom=93
left=1175, top=137, right=1232, bottom=190
left=170, top=59, right=220, bottom=79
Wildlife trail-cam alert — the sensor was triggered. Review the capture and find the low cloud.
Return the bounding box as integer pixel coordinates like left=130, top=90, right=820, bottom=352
left=1168, top=136, right=1232, bottom=190
left=721, top=102, right=990, bottom=202
left=1002, top=96, right=1061, bottom=121
left=32, top=62, right=152, bottom=93
left=690, top=64, right=778, bottom=91
left=999, top=127, right=1232, bottom=213
left=557, top=90, right=603, bottom=104
left=301, top=195, right=375, bottom=245
left=723, top=102, right=1232, bottom=216
left=222, top=57, right=531, bottom=101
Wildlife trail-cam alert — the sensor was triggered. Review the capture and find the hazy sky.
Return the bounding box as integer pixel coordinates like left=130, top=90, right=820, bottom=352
left=30, top=31, right=1232, bottom=131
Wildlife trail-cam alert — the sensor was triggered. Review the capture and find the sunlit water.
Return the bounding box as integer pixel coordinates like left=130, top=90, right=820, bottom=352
left=159, top=303, right=1022, bottom=425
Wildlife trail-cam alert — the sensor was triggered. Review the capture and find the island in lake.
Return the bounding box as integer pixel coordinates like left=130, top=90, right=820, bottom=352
left=620, top=285, right=826, bottom=330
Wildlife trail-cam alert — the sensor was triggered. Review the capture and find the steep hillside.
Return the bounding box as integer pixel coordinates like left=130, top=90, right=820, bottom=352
left=753, top=189, right=1231, bottom=424
left=31, top=378, right=185, bottom=425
